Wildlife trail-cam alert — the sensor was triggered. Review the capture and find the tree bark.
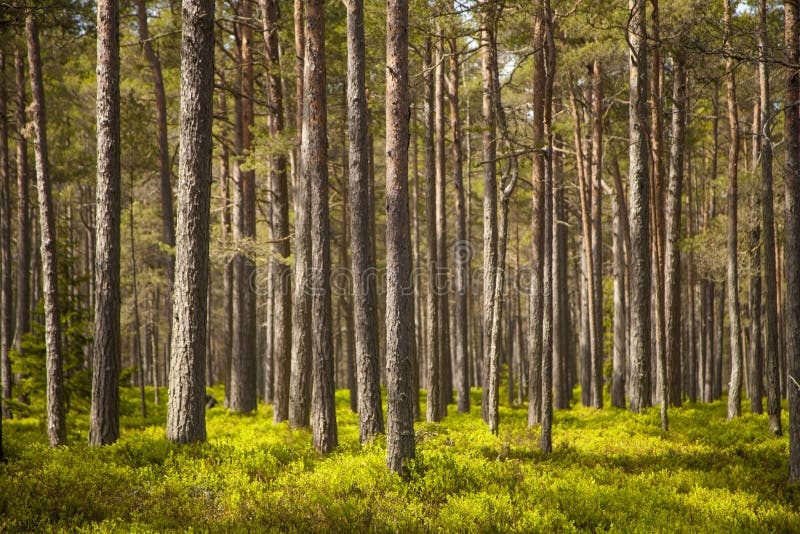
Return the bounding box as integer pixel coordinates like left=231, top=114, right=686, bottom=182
left=303, top=0, right=337, bottom=454
left=135, top=0, right=175, bottom=371
left=90, top=0, right=122, bottom=446
left=13, top=45, right=30, bottom=409
left=260, top=0, right=292, bottom=423
left=724, top=0, right=743, bottom=421
left=480, top=1, right=497, bottom=424
left=26, top=12, right=67, bottom=447
left=448, top=38, right=469, bottom=414
left=166, top=0, right=214, bottom=444
left=762, top=0, right=781, bottom=435
left=0, top=49, right=11, bottom=423
left=664, top=49, right=686, bottom=410
left=385, top=0, right=416, bottom=475
left=784, top=0, right=800, bottom=482
left=590, top=59, right=604, bottom=410
left=346, top=0, right=384, bottom=441
left=627, top=0, right=652, bottom=413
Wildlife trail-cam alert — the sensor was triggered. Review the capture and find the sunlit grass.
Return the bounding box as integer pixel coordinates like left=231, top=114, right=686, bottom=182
left=1, top=385, right=797, bottom=532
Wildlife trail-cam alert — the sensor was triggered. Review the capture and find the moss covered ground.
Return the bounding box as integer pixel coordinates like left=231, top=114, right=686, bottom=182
left=1, top=386, right=798, bottom=532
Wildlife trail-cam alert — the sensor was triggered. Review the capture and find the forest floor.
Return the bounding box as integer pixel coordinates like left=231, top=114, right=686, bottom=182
left=1, top=386, right=798, bottom=533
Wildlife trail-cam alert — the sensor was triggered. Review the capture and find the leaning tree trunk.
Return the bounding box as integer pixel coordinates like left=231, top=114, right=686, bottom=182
left=90, top=0, right=122, bottom=446
left=260, top=0, right=292, bottom=422
left=304, top=0, right=337, bottom=454
left=664, top=49, right=687, bottom=413
left=762, top=0, right=781, bottom=435
left=166, top=0, right=214, bottom=444
left=26, top=12, right=67, bottom=447
left=346, top=0, right=384, bottom=441
left=627, top=0, right=652, bottom=413
left=724, top=0, right=743, bottom=421
left=385, top=0, right=416, bottom=475
left=784, top=0, right=800, bottom=483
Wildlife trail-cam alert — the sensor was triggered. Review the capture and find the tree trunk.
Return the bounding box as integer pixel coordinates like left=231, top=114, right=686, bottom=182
left=611, top=180, right=627, bottom=408
left=664, top=49, right=687, bottom=411
left=346, top=0, right=384, bottom=441
left=289, top=0, right=313, bottom=430
left=480, top=1, right=497, bottom=424
left=129, top=174, right=146, bottom=419
left=303, top=0, right=337, bottom=454
left=448, top=38, right=469, bottom=414
left=423, top=36, right=442, bottom=423
left=627, top=0, right=652, bottom=413
left=90, top=0, right=122, bottom=446
left=762, top=0, right=781, bottom=435
left=783, top=0, right=800, bottom=482
left=0, top=50, right=11, bottom=425
left=166, top=0, right=214, bottom=444
left=724, top=0, right=743, bottom=421
left=260, top=0, right=292, bottom=423
left=135, top=0, right=175, bottom=372
left=385, top=0, right=416, bottom=475
left=13, top=45, right=30, bottom=409
left=26, top=12, right=67, bottom=447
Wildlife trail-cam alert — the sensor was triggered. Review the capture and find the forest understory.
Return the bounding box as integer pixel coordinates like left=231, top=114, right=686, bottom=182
left=1, top=385, right=797, bottom=533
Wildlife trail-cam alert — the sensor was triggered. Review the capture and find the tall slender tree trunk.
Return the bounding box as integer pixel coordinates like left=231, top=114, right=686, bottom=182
left=129, top=175, right=146, bottom=419
left=135, top=0, right=175, bottom=371
left=289, top=0, right=312, bottom=429
left=0, top=50, right=11, bottom=424
left=26, top=12, right=67, bottom=447
left=13, top=46, right=30, bottom=409
left=260, top=0, right=292, bottom=422
left=612, top=179, right=627, bottom=409
left=664, top=49, right=687, bottom=411
left=385, top=0, right=415, bottom=474
left=303, top=0, right=337, bottom=454
left=423, top=36, right=442, bottom=423
left=528, top=7, right=546, bottom=426
left=166, top=0, right=214, bottom=444
left=724, top=0, right=743, bottom=421
left=749, top=62, right=764, bottom=415
left=783, top=0, right=800, bottom=482
left=480, top=1, right=497, bottom=424
left=627, top=0, right=652, bottom=413
left=346, top=0, right=384, bottom=440
left=448, top=38, right=469, bottom=414
left=590, top=59, right=604, bottom=410
left=762, top=0, right=781, bottom=435
left=90, top=0, right=122, bottom=446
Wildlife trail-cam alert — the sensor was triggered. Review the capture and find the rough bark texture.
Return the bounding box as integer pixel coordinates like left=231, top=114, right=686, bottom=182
left=166, top=0, right=214, bottom=444
left=480, top=2, right=497, bottom=424
left=590, top=59, right=603, bottom=410
left=784, top=0, right=800, bottom=482
left=448, top=39, right=469, bottom=414
left=724, top=0, right=743, bottom=421
left=26, top=13, right=67, bottom=447
left=385, top=0, right=415, bottom=475
left=763, top=0, right=781, bottom=435
left=90, top=0, right=121, bottom=446
left=303, top=0, right=337, bottom=454
left=260, top=0, right=292, bottom=423
left=135, top=0, right=175, bottom=369
left=289, top=0, right=312, bottom=428
left=611, top=184, right=626, bottom=409
left=664, top=50, right=686, bottom=409
left=528, top=6, right=546, bottom=427
left=627, top=0, right=652, bottom=413
left=423, top=37, right=442, bottom=423
left=346, top=0, right=384, bottom=441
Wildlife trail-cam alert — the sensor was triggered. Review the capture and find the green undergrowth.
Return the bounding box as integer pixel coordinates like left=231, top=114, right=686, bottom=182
left=1, top=386, right=798, bottom=533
